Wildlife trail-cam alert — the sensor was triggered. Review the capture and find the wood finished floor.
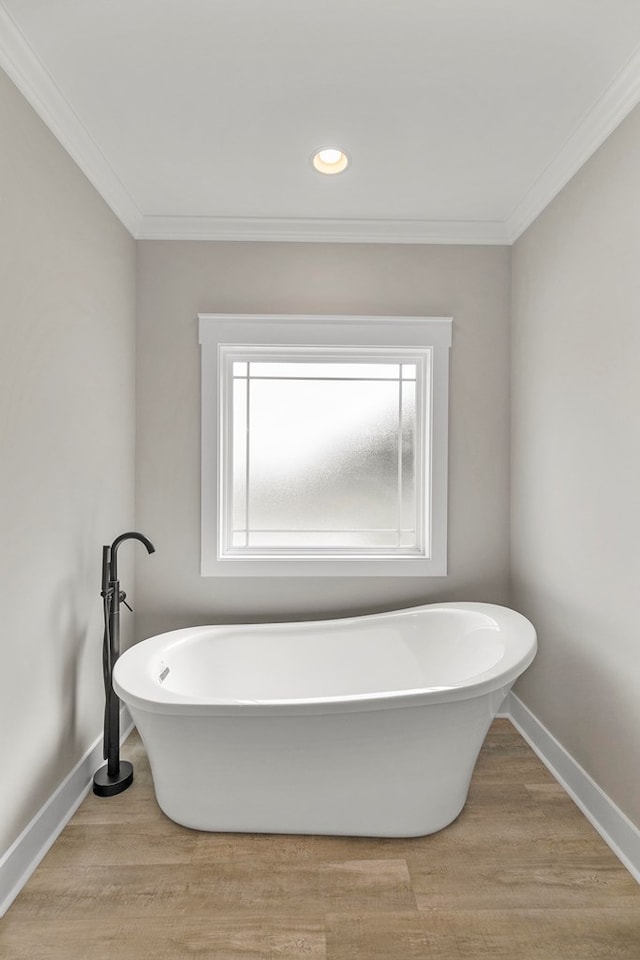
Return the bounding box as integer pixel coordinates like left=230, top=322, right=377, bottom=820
left=2, top=720, right=640, bottom=959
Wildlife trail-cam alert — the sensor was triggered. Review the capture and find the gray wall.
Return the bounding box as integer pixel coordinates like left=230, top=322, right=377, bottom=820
left=511, top=104, right=640, bottom=826
left=135, top=241, right=512, bottom=640
left=0, top=69, right=136, bottom=855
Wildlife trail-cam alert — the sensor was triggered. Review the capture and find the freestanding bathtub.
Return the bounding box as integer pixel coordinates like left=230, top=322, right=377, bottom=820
left=113, top=602, right=536, bottom=837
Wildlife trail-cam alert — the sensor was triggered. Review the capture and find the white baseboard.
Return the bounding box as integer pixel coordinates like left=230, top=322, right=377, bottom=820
left=506, top=692, right=640, bottom=884
left=0, top=708, right=133, bottom=917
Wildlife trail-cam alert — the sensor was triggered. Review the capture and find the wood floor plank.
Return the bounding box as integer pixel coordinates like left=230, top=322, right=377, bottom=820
left=0, top=916, right=326, bottom=960
left=325, top=909, right=640, bottom=960
left=410, top=853, right=640, bottom=911
left=472, top=750, right=558, bottom=785
left=523, top=781, right=600, bottom=826
left=71, top=792, right=176, bottom=826
left=6, top=858, right=416, bottom=921
left=36, top=821, right=198, bottom=868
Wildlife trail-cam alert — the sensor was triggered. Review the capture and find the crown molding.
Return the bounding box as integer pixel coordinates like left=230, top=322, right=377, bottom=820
left=2, top=0, right=640, bottom=247
left=136, top=215, right=510, bottom=244
left=0, top=3, right=142, bottom=237
left=505, top=42, right=640, bottom=243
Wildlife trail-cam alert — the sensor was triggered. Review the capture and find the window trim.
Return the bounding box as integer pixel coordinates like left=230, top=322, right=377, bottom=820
left=199, top=314, right=452, bottom=577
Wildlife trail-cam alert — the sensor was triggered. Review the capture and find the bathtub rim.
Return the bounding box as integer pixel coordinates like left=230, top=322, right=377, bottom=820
left=113, top=602, right=537, bottom=718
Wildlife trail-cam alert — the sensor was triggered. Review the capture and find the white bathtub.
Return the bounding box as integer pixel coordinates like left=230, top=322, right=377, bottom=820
left=113, top=602, right=536, bottom=837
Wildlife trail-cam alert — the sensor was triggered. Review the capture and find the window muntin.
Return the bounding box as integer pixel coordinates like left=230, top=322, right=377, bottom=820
left=220, top=348, right=427, bottom=557
left=199, top=314, right=451, bottom=576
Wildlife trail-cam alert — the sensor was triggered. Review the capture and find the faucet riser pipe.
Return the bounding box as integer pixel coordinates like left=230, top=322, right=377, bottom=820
left=106, top=584, right=121, bottom=778
left=93, top=531, right=155, bottom=797
left=93, top=575, right=133, bottom=796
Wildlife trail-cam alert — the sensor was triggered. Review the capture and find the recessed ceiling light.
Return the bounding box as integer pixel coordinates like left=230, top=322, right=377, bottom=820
left=312, top=147, right=350, bottom=175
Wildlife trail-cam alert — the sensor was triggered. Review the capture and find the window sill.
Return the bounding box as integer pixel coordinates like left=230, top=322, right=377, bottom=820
left=201, top=556, right=447, bottom=577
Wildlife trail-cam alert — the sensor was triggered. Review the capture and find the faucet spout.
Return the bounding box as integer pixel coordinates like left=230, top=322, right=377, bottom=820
left=109, top=531, right=155, bottom=581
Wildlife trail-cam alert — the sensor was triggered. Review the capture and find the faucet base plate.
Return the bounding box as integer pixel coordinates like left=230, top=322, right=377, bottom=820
left=92, top=761, right=134, bottom=797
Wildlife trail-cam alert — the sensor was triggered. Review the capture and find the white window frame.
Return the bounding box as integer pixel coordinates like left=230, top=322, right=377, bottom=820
left=199, top=314, right=452, bottom=576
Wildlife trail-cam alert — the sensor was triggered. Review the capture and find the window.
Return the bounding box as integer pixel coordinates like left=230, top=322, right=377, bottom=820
left=199, top=314, right=452, bottom=576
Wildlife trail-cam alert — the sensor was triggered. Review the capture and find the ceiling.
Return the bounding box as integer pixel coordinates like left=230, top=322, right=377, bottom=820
left=2, top=1, right=640, bottom=244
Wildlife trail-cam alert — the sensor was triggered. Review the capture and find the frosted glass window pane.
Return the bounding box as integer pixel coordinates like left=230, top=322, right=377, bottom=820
left=233, top=361, right=248, bottom=377
left=401, top=364, right=416, bottom=380
left=401, top=381, right=416, bottom=532
left=247, top=362, right=401, bottom=380
left=247, top=530, right=411, bottom=548
left=245, top=378, right=399, bottom=536
left=232, top=379, right=247, bottom=535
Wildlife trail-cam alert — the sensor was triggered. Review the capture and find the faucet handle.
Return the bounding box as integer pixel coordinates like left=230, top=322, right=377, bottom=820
left=119, top=591, right=133, bottom=613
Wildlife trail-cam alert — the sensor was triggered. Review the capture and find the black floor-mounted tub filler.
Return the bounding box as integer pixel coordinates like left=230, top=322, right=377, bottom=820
left=93, top=531, right=155, bottom=797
